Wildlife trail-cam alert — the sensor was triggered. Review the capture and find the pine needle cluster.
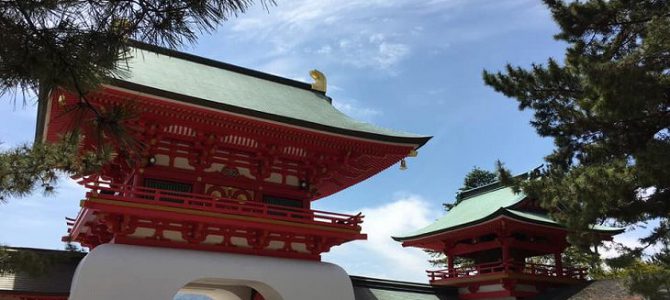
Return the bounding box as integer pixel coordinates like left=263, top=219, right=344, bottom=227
left=0, top=0, right=270, bottom=273
left=0, top=0, right=270, bottom=198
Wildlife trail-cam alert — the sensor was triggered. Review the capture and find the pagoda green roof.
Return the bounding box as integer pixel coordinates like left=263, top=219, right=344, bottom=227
left=504, top=209, right=621, bottom=232
left=393, top=185, right=624, bottom=242
left=106, top=42, right=430, bottom=146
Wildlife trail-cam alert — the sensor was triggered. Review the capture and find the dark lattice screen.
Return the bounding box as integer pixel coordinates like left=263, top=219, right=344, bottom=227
left=143, top=178, right=193, bottom=203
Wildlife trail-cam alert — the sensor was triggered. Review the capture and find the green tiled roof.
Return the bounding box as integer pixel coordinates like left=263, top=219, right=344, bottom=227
left=350, top=276, right=457, bottom=300
left=393, top=185, right=623, bottom=241
left=0, top=247, right=84, bottom=295
left=394, top=186, right=525, bottom=240
left=108, top=43, right=430, bottom=146
left=505, top=209, right=623, bottom=233
left=356, top=288, right=449, bottom=300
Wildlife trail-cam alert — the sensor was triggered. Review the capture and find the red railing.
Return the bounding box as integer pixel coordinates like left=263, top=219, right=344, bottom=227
left=84, top=181, right=364, bottom=230
left=427, top=262, right=587, bottom=282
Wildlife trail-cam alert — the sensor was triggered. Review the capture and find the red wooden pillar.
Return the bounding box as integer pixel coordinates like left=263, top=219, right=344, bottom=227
left=447, top=254, right=454, bottom=277
left=498, top=221, right=511, bottom=272
left=131, top=171, right=143, bottom=198
left=554, top=252, right=563, bottom=277
left=502, top=239, right=510, bottom=271
left=132, top=172, right=143, bottom=187
left=443, top=242, right=455, bottom=277
left=193, top=178, right=204, bottom=195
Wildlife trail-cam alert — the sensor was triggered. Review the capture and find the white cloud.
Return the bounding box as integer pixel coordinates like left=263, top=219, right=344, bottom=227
left=323, top=194, right=441, bottom=282
left=215, top=0, right=547, bottom=79
left=375, top=42, right=410, bottom=69
left=316, top=45, right=332, bottom=55
left=369, top=33, right=386, bottom=44
left=222, top=0, right=463, bottom=71
left=600, top=219, right=664, bottom=259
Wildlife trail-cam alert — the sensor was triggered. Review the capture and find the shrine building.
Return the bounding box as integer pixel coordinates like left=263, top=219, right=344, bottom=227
left=0, top=43, right=629, bottom=300
left=38, top=41, right=431, bottom=262
left=394, top=179, right=624, bottom=300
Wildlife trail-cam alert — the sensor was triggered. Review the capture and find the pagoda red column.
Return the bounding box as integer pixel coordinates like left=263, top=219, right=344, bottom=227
left=447, top=254, right=454, bottom=276
left=501, top=237, right=510, bottom=271
left=554, top=252, right=563, bottom=277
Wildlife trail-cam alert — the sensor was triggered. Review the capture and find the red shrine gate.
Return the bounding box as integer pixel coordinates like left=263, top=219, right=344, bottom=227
left=38, top=42, right=430, bottom=264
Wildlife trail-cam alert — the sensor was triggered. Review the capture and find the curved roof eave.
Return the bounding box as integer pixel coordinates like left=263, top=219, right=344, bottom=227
left=392, top=207, right=510, bottom=242
left=107, top=79, right=432, bottom=147
left=393, top=207, right=624, bottom=242
left=392, top=187, right=527, bottom=241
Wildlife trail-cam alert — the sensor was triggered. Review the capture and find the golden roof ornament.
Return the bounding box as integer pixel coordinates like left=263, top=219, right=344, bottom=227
left=310, top=69, right=327, bottom=93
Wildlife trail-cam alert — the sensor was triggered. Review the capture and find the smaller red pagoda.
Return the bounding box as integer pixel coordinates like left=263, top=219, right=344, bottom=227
left=393, top=180, right=623, bottom=300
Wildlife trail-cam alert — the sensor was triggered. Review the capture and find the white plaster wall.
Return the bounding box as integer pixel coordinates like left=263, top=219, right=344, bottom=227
left=458, top=284, right=505, bottom=294
left=68, top=244, right=355, bottom=300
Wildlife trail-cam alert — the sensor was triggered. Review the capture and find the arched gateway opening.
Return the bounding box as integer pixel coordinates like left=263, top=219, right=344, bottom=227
left=173, top=278, right=277, bottom=300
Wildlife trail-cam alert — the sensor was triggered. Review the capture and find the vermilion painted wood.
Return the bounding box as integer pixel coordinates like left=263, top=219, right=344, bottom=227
left=403, top=202, right=589, bottom=299
left=44, top=88, right=414, bottom=199
left=402, top=217, right=570, bottom=251
left=426, top=262, right=587, bottom=282
left=85, top=181, right=364, bottom=229
left=458, top=290, right=537, bottom=300
left=112, top=236, right=323, bottom=260
left=45, top=85, right=419, bottom=259
left=64, top=180, right=367, bottom=259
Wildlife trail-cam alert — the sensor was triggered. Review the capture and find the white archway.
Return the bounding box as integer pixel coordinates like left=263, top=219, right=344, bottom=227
left=175, top=287, right=241, bottom=300
left=174, top=292, right=217, bottom=300
left=69, top=244, right=355, bottom=300
left=175, top=279, right=269, bottom=300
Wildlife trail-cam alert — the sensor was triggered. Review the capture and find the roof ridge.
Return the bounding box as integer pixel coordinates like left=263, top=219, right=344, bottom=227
left=127, top=40, right=319, bottom=94
left=456, top=167, right=542, bottom=201
left=457, top=181, right=508, bottom=201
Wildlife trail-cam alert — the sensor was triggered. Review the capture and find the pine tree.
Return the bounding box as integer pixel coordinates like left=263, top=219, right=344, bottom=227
left=460, top=167, right=497, bottom=192
left=0, top=0, right=269, bottom=274
left=443, top=166, right=497, bottom=211
left=483, top=0, right=670, bottom=296
left=0, top=0, right=269, bottom=199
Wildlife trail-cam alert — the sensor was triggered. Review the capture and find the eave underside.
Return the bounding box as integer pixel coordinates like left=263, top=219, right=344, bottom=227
left=395, top=208, right=623, bottom=244
left=42, top=88, right=419, bottom=199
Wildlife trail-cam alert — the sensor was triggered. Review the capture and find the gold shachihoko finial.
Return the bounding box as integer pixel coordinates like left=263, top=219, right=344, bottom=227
left=310, top=69, right=327, bottom=93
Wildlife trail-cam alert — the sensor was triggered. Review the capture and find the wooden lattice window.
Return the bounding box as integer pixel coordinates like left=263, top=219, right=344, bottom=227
left=143, top=178, right=193, bottom=203
left=263, top=195, right=305, bottom=218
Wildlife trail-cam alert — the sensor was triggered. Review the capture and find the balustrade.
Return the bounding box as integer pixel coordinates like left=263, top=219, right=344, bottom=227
left=84, top=181, right=364, bottom=230
left=427, top=261, right=587, bottom=282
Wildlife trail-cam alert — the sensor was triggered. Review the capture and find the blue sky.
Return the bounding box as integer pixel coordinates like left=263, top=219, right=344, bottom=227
left=0, top=0, right=653, bottom=282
